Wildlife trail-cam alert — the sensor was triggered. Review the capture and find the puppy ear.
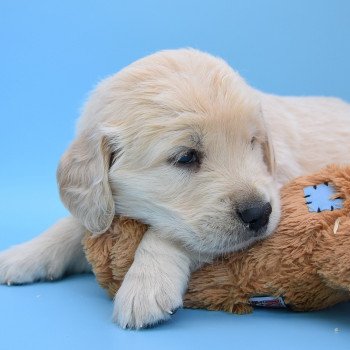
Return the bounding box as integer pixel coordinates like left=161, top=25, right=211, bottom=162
left=57, top=131, right=115, bottom=234
left=263, top=130, right=276, bottom=175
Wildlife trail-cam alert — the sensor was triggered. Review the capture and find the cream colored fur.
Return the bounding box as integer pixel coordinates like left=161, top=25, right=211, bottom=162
left=0, top=49, right=350, bottom=329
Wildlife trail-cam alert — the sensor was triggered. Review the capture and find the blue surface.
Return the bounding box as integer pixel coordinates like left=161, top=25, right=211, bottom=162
left=1, top=1, right=350, bottom=349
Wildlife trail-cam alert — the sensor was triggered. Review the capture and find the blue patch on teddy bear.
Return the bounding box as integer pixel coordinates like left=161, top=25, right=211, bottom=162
left=303, top=182, right=343, bottom=213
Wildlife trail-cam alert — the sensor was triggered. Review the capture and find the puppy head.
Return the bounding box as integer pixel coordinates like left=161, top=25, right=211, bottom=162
left=58, top=49, right=280, bottom=254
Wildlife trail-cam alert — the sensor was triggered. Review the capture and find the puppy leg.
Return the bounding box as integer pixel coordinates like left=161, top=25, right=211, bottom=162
left=113, top=228, right=192, bottom=329
left=0, top=217, right=91, bottom=285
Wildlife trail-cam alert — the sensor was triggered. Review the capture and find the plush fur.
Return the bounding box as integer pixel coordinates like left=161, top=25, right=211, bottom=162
left=84, top=164, right=350, bottom=313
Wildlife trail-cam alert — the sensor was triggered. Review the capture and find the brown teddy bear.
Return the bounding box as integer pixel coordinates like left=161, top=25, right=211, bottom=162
left=83, top=164, right=350, bottom=314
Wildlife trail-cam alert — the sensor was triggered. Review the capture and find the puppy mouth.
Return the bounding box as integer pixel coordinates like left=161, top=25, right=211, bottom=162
left=193, top=218, right=273, bottom=255
left=246, top=223, right=271, bottom=238
left=229, top=228, right=268, bottom=250
left=217, top=228, right=269, bottom=254
left=242, top=226, right=271, bottom=243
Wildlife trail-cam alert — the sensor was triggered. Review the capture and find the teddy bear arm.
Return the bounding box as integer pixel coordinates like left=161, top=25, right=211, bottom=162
left=83, top=218, right=148, bottom=298
left=312, top=221, right=350, bottom=292
left=184, top=288, right=253, bottom=314
left=83, top=232, right=121, bottom=297
left=183, top=263, right=253, bottom=314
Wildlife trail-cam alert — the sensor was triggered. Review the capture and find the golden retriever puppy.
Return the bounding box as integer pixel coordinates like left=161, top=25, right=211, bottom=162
left=0, top=49, right=350, bottom=329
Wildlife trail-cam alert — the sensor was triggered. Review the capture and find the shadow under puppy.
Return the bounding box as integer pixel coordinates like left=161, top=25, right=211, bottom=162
left=85, top=164, right=350, bottom=315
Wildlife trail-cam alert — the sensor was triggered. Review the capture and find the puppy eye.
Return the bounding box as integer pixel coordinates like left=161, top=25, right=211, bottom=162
left=250, top=136, right=257, bottom=148
left=169, top=148, right=202, bottom=170
left=177, top=150, right=198, bottom=165
left=109, top=151, right=117, bottom=168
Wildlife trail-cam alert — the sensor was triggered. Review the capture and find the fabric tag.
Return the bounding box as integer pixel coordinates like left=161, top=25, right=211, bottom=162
left=249, top=296, right=287, bottom=308
left=303, top=183, right=343, bottom=213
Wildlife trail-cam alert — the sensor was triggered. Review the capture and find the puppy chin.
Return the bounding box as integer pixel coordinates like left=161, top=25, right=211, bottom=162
left=190, top=214, right=279, bottom=257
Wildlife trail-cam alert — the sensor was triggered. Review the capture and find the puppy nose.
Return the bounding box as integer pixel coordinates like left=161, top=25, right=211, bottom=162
left=237, top=202, right=272, bottom=232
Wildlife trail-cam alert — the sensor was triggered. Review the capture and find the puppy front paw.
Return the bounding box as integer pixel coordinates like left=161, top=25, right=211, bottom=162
left=113, top=271, right=183, bottom=329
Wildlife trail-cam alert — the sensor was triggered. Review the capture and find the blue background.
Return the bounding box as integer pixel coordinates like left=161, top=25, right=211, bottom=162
left=1, top=1, right=349, bottom=349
